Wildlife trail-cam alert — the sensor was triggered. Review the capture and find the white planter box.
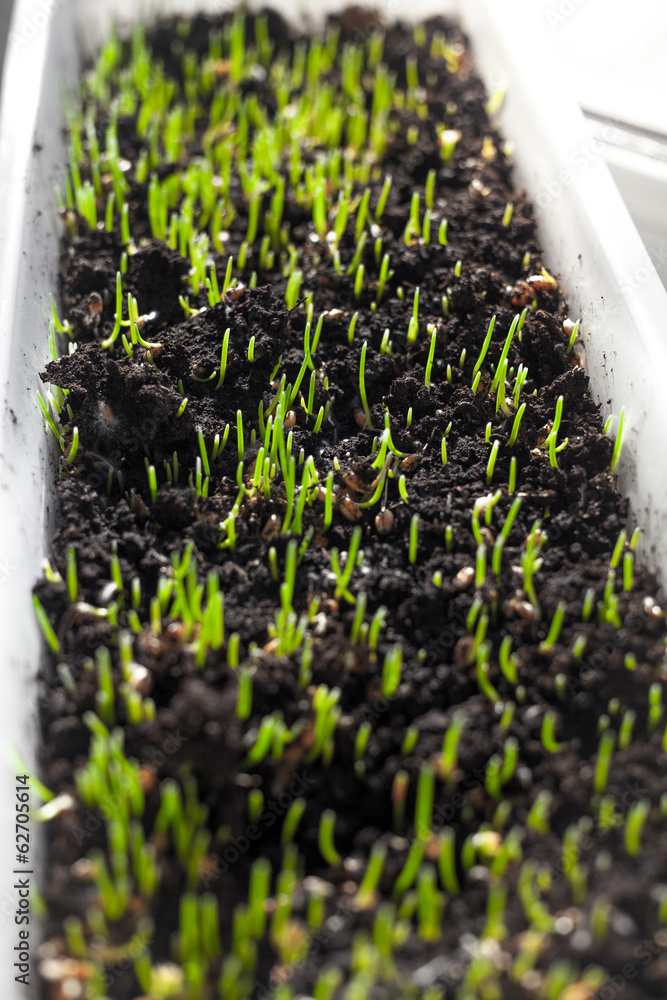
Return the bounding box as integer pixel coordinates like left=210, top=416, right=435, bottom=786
left=1, top=0, right=666, bottom=993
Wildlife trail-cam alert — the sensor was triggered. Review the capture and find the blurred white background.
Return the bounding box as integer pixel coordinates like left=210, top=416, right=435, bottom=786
left=541, top=0, right=667, bottom=287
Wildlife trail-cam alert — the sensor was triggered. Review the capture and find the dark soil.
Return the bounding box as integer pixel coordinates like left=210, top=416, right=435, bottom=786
left=34, top=9, right=667, bottom=1000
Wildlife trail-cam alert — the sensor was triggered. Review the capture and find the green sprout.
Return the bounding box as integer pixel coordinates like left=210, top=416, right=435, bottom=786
left=33, top=595, right=60, bottom=653
left=408, top=514, right=419, bottom=564
left=237, top=668, right=252, bottom=720
left=527, top=790, right=553, bottom=834
left=539, top=601, right=567, bottom=653
left=64, top=427, right=79, bottom=466
left=509, top=456, right=517, bottom=493
left=496, top=358, right=512, bottom=417
left=318, top=810, right=341, bottom=866
left=507, top=403, right=526, bottom=448
left=438, top=828, right=460, bottom=894
left=382, top=645, right=403, bottom=697
left=358, top=342, right=373, bottom=428
left=375, top=174, right=392, bottom=220
left=486, top=440, right=499, bottom=485
left=214, top=328, right=231, bottom=390
left=404, top=191, right=420, bottom=244
left=356, top=841, right=387, bottom=907
left=66, top=546, right=78, bottom=603
left=376, top=253, right=393, bottom=303
left=609, top=407, right=625, bottom=473
left=594, top=729, right=616, bottom=794
left=285, top=270, right=303, bottom=310
left=425, top=168, right=436, bottom=210
left=393, top=839, right=425, bottom=899
left=281, top=798, right=306, bottom=848
left=330, top=526, right=362, bottom=603
left=485, top=736, right=518, bottom=799
left=544, top=395, right=568, bottom=469
left=541, top=711, right=567, bottom=753
left=521, top=522, right=545, bottom=607
left=472, top=315, right=496, bottom=380
left=425, top=326, right=437, bottom=390
left=414, top=761, right=435, bottom=842
left=624, top=799, right=650, bottom=857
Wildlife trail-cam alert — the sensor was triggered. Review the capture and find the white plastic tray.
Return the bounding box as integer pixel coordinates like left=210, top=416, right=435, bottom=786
left=2, top=0, right=667, bottom=993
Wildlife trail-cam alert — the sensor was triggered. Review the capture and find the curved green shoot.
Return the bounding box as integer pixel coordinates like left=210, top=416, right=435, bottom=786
left=330, top=526, right=363, bottom=602
left=318, top=810, right=341, bottom=866
left=541, top=711, right=567, bottom=753
left=64, top=427, right=80, bottom=465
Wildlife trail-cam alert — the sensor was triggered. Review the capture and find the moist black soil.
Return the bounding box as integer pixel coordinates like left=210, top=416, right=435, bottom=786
left=34, top=10, right=667, bottom=1000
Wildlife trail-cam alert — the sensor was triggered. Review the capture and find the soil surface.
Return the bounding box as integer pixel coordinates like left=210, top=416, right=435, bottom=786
left=34, top=9, right=667, bottom=1000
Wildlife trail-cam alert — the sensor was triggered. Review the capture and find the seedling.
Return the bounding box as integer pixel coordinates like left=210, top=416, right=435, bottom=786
left=318, top=810, right=341, bottom=866
left=375, top=174, right=392, bottom=220
left=527, top=790, right=552, bottom=835
left=486, top=440, right=499, bottom=484
left=472, top=315, right=496, bottom=380
left=358, top=342, right=373, bottom=428
left=424, top=326, right=437, bottom=390
left=382, top=645, right=403, bottom=697
left=485, top=736, right=518, bottom=798
left=609, top=407, right=625, bottom=473
left=330, top=526, right=363, bottom=603
left=356, top=842, right=387, bottom=907
left=33, top=595, right=60, bottom=653
left=506, top=403, right=526, bottom=448
left=544, top=396, right=568, bottom=469
left=593, top=730, right=615, bottom=794
left=376, top=253, right=393, bottom=304
left=539, top=601, right=567, bottom=653
left=541, top=711, right=567, bottom=753
left=624, top=799, right=650, bottom=857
